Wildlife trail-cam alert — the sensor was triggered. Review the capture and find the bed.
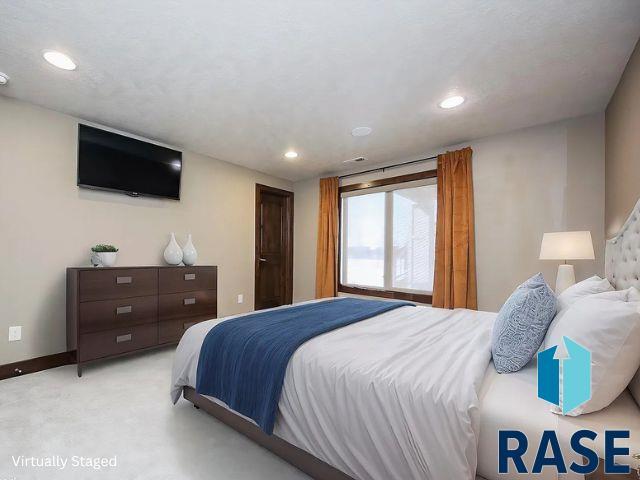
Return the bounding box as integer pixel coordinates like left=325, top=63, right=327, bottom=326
left=172, top=303, right=495, bottom=479
left=171, top=200, right=640, bottom=480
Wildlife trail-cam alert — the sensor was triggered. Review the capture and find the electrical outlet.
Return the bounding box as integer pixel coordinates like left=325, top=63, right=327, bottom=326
left=237, top=294, right=244, bottom=304
left=8, top=326, right=21, bottom=342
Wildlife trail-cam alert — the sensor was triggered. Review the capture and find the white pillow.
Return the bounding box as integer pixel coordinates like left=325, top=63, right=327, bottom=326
left=556, top=275, right=613, bottom=311
left=544, top=293, right=640, bottom=415
left=545, top=287, right=626, bottom=351
left=585, top=287, right=635, bottom=302
left=545, top=289, right=633, bottom=351
left=628, top=286, right=640, bottom=302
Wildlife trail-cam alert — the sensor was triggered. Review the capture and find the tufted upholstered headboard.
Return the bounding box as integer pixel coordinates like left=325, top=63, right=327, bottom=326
left=606, top=198, right=640, bottom=290
left=605, top=198, right=640, bottom=406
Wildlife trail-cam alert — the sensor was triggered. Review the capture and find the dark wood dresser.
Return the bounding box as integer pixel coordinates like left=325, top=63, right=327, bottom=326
left=67, top=266, right=217, bottom=376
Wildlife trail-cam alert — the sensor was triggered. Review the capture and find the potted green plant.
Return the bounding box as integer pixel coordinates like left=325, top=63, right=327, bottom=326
left=90, top=244, right=119, bottom=267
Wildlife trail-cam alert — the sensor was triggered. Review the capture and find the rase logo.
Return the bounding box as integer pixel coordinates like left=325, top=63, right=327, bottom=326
left=499, top=336, right=631, bottom=475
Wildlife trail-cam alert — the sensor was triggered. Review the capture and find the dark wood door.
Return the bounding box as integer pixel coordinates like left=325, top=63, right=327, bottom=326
left=255, top=184, right=293, bottom=310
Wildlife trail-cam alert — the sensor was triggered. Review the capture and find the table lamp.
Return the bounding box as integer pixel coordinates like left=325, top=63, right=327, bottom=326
left=539, top=231, right=595, bottom=293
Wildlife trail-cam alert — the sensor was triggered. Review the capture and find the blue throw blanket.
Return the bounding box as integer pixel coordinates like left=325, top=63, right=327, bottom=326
left=196, top=298, right=413, bottom=434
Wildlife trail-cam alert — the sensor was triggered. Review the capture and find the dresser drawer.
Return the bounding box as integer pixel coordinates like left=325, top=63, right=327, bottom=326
left=78, top=324, right=158, bottom=362
left=159, top=267, right=217, bottom=294
left=158, top=318, right=204, bottom=344
left=159, top=290, right=217, bottom=322
left=79, top=268, right=158, bottom=302
left=79, top=295, right=158, bottom=334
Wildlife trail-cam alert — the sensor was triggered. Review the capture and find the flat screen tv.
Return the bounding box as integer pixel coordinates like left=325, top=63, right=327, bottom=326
left=77, top=124, right=182, bottom=200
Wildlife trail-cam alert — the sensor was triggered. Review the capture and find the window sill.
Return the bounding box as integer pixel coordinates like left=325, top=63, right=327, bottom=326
left=338, top=284, right=432, bottom=305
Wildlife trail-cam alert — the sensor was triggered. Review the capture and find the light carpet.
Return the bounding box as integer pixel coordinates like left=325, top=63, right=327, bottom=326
left=0, top=347, right=308, bottom=480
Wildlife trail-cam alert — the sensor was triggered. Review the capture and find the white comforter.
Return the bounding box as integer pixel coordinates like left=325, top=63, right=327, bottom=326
left=171, top=299, right=495, bottom=480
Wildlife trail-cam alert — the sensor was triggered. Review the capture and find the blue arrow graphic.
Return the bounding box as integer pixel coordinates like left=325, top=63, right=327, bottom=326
left=562, top=336, right=591, bottom=414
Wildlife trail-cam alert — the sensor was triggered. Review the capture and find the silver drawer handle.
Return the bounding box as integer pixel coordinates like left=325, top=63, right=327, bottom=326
left=116, top=305, right=132, bottom=315
left=184, top=273, right=196, bottom=281
left=183, top=321, right=196, bottom=330
left=184, top=298, right=196, bottom=306
left=116, top=333, right=132, bottom=343
left=116, top=276, right=132, bottom=284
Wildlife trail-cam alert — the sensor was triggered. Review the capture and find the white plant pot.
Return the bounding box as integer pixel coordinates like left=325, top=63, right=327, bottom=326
left=182, top=234, right=198, bottom=266
left=164, top=232, right=183, bottom=265
left=91, top=251, right=117, bottom=267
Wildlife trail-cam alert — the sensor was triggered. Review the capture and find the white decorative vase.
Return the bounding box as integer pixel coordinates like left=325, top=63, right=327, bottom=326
left=182, top=234, right=198, bottom=266
left=91, top=251, right=117, bottom=267
left=163, top=232, right=183, bottom=265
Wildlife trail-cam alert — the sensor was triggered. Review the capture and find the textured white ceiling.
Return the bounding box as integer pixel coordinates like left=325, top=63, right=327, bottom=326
left=1, top=1, right=639, bottom=181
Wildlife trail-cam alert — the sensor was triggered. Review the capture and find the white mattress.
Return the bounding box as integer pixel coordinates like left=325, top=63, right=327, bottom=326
left=172, top=299, right=495, bottom=480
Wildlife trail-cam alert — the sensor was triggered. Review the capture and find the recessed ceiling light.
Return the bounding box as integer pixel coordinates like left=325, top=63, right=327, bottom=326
left=43, top=50, right=77, bottom=71
left=439, top=95, right=465, bottom=109
left=351, top=126, right=372, bottom=137
left=0, top=72, right=9, bottom=85
left=284, top=151, right=298, bottom=159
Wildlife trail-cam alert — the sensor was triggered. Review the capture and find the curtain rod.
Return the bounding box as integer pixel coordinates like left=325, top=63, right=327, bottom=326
left=338, top=155, right=438, bottom=180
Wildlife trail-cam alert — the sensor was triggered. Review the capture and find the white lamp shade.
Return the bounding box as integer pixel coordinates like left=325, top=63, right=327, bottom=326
left=539, top=231, right=595, bottom=261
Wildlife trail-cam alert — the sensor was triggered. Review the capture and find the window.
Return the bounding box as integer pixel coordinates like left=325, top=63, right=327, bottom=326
left=341, top=192, right=386, bottom=288
left=339, top=171, right=437, bottom=302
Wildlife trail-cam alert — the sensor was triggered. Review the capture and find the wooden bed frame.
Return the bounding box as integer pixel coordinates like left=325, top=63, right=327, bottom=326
left=183, top=387, right=354, bottom=480
left=185, top=385, right=638, bottom=480
left=185, top=376, right=640, bottom=480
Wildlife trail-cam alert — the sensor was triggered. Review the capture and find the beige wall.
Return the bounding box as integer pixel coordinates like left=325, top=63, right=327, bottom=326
left=0, top=93, right=607, bottom=363
left=293, top=114, right=605, bottom=312
left=606, top=40, right=640, bottom=237
left=292, top=178, right=320, bottom=302
left=0, top=96, right=291, bottom=364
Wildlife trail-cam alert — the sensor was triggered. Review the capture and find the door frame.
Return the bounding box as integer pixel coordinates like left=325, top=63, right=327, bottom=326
left=254, top=184, right=294, bottom=309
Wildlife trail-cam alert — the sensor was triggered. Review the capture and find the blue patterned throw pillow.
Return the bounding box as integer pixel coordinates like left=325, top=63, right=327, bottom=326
left=492, top=273, right=557, bottom=374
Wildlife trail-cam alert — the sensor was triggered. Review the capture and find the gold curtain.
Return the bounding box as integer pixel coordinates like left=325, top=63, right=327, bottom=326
left=315, top=177, right=339, bottom=298
left=432, top=147, right=477, bottom=309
